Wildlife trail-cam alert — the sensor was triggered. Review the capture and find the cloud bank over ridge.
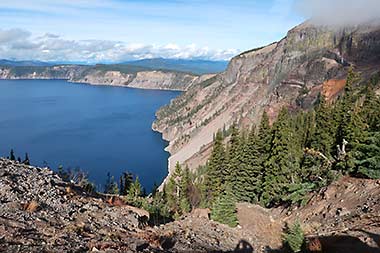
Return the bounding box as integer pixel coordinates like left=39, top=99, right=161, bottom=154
left=296, top=0, right=380, bottom=26
left=0, top=28, right=238, bottom=63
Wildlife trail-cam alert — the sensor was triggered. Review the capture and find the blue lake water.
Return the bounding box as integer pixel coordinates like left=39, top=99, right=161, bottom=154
left=0, top=79, right=179, bottom=192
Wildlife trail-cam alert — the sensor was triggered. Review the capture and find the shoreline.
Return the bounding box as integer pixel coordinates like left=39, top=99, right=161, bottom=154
left=0, top=77, right=186, bottom=92
left=151, top=126, right=173, bottom=190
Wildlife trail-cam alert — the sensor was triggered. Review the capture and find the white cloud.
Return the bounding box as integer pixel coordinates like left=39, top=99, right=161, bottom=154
left=0, top=28, right=31, bottom=44
left=295, top=0, right=380, bottom=26
left=0, top=28, right=238, bottom=62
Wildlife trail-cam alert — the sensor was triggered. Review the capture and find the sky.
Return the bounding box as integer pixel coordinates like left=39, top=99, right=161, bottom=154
left=0, top=0, right=307, bottom=63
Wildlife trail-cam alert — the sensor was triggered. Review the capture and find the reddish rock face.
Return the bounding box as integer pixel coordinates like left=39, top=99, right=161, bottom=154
left=322, top=79, right=347, bottom=102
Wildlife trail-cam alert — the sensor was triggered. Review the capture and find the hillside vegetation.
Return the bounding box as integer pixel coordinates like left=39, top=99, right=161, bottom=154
left=157, top=69, right=380, bottom=216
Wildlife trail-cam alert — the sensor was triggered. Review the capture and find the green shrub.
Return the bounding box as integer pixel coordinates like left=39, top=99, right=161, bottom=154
left=283, top=220, right=305, bottom=253
left=210, top=188, right=238, bottom=227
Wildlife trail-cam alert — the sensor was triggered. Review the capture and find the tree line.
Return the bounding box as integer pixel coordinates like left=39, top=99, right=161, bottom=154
left=7, top=149, right=30, bottom=165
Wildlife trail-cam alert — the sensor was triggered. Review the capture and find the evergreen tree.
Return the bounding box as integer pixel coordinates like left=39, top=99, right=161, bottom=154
left=300, top=148, right=334, bottom=189
left=119, top=171, right=133, bottom=195
left=204, top=130, right=227, bottom=203
left=227, top=123, right=245, bottom=198
left=302, top=110, right=316, bottom=148
left=311, top=94, right=335, bottom=157
left=164, top=162, right=183, bottom=214
left=261, top=108, right=302, bottom=206
left=104, top=172, right=119, bottom=194
left=165, top=174, right=178, bottom=212
left=151, top=182, right=159, bottom=197
left=227, top=123, right=242, bottom=182
left=233, top=127, right=262, bottom=202
left=257, top=111, right=272, bottom=159
left=9, top=149, right=15, bottom=161
left=128, top=176, right=142, bottom=202
left=362, top=86, right=380, bottom=132
left=283, top=220, right=305, bottom=253
left=333, top=69, right=365, bottom=173
left=23, top=153, right=30, bottom=165
left=179, top=166, right=191, bottom=213
left=210, top=186, right=238, bottom=227
left=173, top=162, right=182, bottom=198
left=353, top=131, right=380, bottom=179
left=335, top=68, right=361, bottom=146
left=283, top=182, right=315, bottom=206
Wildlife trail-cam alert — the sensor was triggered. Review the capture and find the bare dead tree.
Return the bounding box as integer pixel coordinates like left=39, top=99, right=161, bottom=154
left=337, top=139, right=348, bottom=161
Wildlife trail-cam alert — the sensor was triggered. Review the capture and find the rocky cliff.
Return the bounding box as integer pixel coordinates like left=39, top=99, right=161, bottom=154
left=0, top=64, right=207, bottom=91
left=153, top=21, right=380, bottom=179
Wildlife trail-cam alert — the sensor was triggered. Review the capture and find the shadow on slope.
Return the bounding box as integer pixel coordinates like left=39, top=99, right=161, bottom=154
left=265, top=233, right=380, bottom=253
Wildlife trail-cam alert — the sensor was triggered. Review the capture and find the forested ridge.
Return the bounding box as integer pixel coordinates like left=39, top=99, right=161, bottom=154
left=154, top=68, right=380, bottom=226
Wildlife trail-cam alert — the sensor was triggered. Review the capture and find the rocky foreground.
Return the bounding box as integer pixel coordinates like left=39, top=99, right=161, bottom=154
left=0, top=159, right=246, bottom=253
left=1, top=158, right=380, bottom=252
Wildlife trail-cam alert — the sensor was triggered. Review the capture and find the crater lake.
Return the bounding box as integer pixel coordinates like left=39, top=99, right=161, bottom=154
left=0, top=79, right=180, bottom=192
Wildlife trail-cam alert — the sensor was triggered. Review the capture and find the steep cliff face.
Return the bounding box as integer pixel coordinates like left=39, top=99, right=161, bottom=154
left=0, top=65, right=87, bottom=80
left=153, top=21, right=380, bottom=178
left=0, top=65, right=204, bottom=91
left=70, top=69, right=206, bottom=90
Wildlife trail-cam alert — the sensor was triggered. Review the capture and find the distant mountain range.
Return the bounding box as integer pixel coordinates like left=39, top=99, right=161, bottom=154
left=121, top=58, right=229, bottom=75
left=0, top=59, right=54, bottom=67
left=0, top=58, right=229, bottom=75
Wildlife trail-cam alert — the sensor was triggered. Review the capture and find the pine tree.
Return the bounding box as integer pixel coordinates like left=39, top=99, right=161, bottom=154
left=151, top=182, right=159, bottom=197
left=349, top=85, right=380, bottom=178
left=331, top=69, right=366, bottom=174
left=165, top=173, right=178, bottom=211
left=204, top=130, right=227, bottom=203
left=128, top=177, right=142, bottom=202
left=335, top=68, right=361, bottom=146
left=362, top=86, right=380, bottom=132
left=257, top=111, right=272, bottom=158
left=233, top=127, right=262, bottom=202
left=104, top=172, right=119, bottom=194
left=311, top=94, right=335, bottom=157
left=173, top=162, right=182, bottom=198
left=303, top=111, right=316, bottom=148
left=261, top=108, right=302, bottom=207
left=210, top=186, right=238, bottom=227
left=9, top=149, right=16, bottom=161
left=23, top=153, right=30, bottom=165
left=353, top=131, right=380, bottom=179
left=119, top=171, right=133, bottom=195
left=227, top=123, right=242, bottom=183
left=283, top=182, right=315, bottom=206
left=179, top=166, right=191, bottom=213
left=227, top=123, right=246, bottom=199
left=283, top=220, right=305, bottom=253
left=164, top=162, right=183, bottom=214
